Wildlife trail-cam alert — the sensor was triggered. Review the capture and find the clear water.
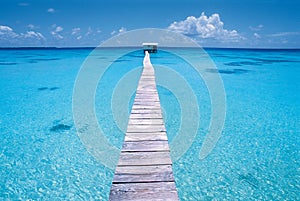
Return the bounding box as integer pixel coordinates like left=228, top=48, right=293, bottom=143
left=0, top=48, right=299, bottom=200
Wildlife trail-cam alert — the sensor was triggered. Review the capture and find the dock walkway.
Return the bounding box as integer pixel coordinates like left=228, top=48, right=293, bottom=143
left=109, top=52, right=179, bottom=200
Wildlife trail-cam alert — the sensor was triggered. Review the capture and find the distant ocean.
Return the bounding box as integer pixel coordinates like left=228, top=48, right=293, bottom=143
left=0, top=47, right=299, bottom=200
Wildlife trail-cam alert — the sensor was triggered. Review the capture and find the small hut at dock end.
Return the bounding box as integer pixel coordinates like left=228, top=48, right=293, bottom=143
left=142, top=43, right=158, bottom=53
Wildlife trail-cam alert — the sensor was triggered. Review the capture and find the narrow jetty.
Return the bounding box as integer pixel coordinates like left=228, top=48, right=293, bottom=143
left=109, top=52, right=179, bottom=200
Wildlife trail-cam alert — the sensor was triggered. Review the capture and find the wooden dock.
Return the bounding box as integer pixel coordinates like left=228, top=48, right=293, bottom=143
left=109, top=52, right=179, bottom=201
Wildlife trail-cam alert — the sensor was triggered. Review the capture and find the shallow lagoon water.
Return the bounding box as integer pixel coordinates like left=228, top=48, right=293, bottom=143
left=0, top=48, right=299, bottom=200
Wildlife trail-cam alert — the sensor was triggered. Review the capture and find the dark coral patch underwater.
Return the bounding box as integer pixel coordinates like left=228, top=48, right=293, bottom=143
left=206, top=68, right=250, bottom=74
left=49, top=87, right=59, bottom=91
left=38, top=87, right=48, bottom=91
left=38, top=87, right=59, bottom=91
left=224, top=58, right=297, bottom=67
left=50, top=124, right=72, bottom=132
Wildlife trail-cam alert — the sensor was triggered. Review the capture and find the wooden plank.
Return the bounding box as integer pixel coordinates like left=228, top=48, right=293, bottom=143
left=132, top=105, right=161, bottom=110
left=110, top=182, right=178, bottom=201
left=137, top=84, right=156, bottom=88
left=133, top=100, right=160, bottom=103
left=118, top=151, right=172, bottom=166
left=126, top=124, right=166, bottom=133
left=136, top=94, right=158, bottom=97
left=133, top=98, right=160, bottom=102
left=130, top=109, right=162, bottom=114
left=135, top=91, right=158, bottom=94
left=115, top=165, right=172, bottom=175
left=129, top=113, right=163, bottom=119
left=132, top=102, right=160, bottom=106
left=126, top=127, right=166, bottom=133
left=130, top=107, right=162, bottom=111
left=125, top=131, right=167, bottom=135
left=113, top=165, right=174, bottom=183
left=134, top=94, right=159, bottom=98
left=126, top=124, right=165, bottom=129
left=125, top=133, right=167, bottom=141
left=140, top=74, right=154, bottom=77
left=139, top=78, right=155, bottom=81
left=122, top=141, right=169, bottom=152
left=136, top=89, right=158, bottom=93
left=128, top=119, right=164, bottom=125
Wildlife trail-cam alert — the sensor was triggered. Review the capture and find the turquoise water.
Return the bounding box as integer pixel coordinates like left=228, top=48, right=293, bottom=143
left=0, top=48, right=299, bottom=200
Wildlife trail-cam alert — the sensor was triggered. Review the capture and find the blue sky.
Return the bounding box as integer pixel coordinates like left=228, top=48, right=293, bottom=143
left=0, top=0, right=299, bottom=48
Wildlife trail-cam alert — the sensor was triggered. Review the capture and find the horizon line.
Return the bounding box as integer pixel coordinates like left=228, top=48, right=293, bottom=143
left=0, top=46, right=299, bottom=50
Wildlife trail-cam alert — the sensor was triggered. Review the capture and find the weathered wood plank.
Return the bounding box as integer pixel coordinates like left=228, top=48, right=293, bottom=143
left=132, top=101, right=160, bottom=106
left=128, top=118, right=164, bottom=125
left=128, top=118, right=164, bottom=122
left=126, top=128, right=166, bottom=133
left=124, top=133, right=168, bottom=141
left=135, top=93, right=158, bottom=97
left=115, top=164, right=172, bottom=175
left=122, top=141, right=169, bottom=152
left=113, top=165, right=174, bottom=183
left=136, top=89, right=158, bottom=93
left=130, top=109, right=162, bottom=114
left=125, top=131, right=167, bottom=135
left=133, top=101, right=160, bottom=105
left=133, top=99, right=160, bottom=103
left=139, top=79, right=155, bottom=81
left=135, top=91, right=158, bottom=94
left=130, top=107, right=162, bottom=112
left=131, top=105, right=161, bottom=110
left=134, top=94, right=158, bottom=97
left=126, top=124, right=165, bottom=129
left=126, top=124, right=166, bottom=133
left=118, top=151, right=172, bottom=166
left=110, top=182, right=178, bottom=201
left=129, top=113, right=163, bottom=119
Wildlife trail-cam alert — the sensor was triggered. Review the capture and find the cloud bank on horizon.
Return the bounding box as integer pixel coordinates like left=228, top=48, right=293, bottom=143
left=0, top=25, right=45, bottom=46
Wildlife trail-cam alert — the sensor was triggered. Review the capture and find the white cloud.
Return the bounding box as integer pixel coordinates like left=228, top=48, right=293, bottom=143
left=0, top=24, right=101, bottom=46
left=50, top=24, right=64, bottom=39
left=21, top=31, right=45, bottom=40
left=51, top=24, right=63, bottom=33
left=119, top=27, right=127, bottom=34
left=51, top=31, right=63, bottom=39
left=55, top=26, right=63, bottom=32
left=0, top=25, right=46, bottom=46
left=168, top=12, right=242, bottom=42
left=268, top=32, right=300, bottom=37
left=27, top=24, right=38, bottom=30
left=249, top=25, right=264, bottom=31
left=111, top=27, right=127, bottom=35
left=0, top=25, right=18, bottom=38
left=0, top=25, right=14, bottom=33
left=85, top=27, right=93, bottom=36
left=57, top=34, right=63, bottom=39
left=50, top=31, right=63, bottom=39
left=254, top=33, right=261, bottom=39
left=72, top=27, right=80, bottom=35
left=47, top=8, right=55, bottom=13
